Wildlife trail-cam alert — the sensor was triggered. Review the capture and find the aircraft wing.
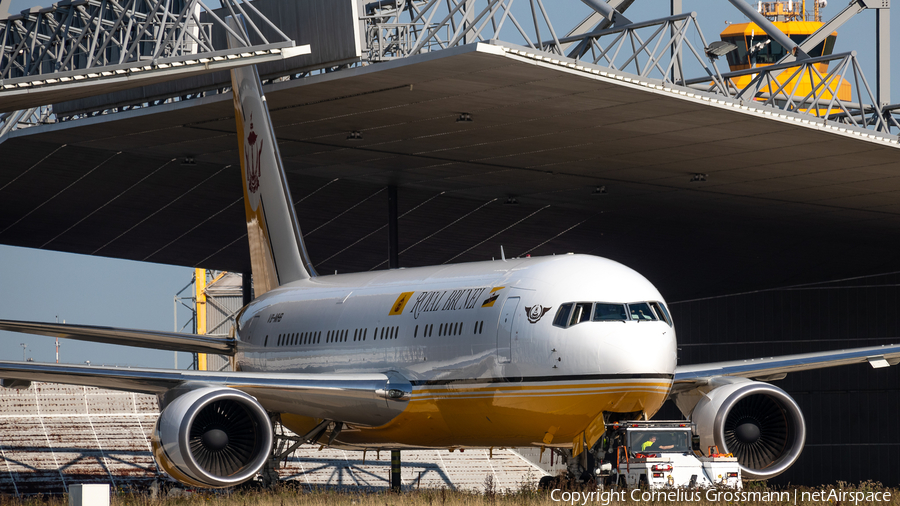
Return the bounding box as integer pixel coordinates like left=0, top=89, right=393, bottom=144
left=0, top=319, right=234, bottom=355
left=673, top=342, right=900, bottom=388
left=0, top=360, right=410, bottom=426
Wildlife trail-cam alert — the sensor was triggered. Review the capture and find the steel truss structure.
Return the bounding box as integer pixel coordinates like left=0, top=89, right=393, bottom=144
left=689, top=52, right=900, bottom=133
left=1, top=0, right=898, bottom=136
left=0, top=0, right=304, bottom=120
left=362, top=0, right=899, bottom=134
left=0, top=103, right=49, bottom=136
left=0, top=0, right=290, bottom=79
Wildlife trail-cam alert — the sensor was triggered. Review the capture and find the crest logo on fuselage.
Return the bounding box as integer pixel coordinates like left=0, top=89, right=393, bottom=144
left=525, top=305, right=552, bottom=324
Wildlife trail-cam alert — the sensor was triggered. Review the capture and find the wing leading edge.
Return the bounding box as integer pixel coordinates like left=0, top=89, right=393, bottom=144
left=0, top=360, right=411, bottom=427
left=674, top=342, right=900, bottom=388
left=0, top=319, right=234, bottom=355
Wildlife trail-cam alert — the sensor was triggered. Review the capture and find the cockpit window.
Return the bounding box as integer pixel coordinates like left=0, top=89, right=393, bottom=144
left=593, top=303, right=627, bottom=321
left=650, top=301, right=672, bottom=326
left=569, top=302, right=593, bottom=326
left=628, top=302, right=657, bottom=321
left=553, top=304, right=572, bottom=327
left=555, top=301, right=667, bottom=328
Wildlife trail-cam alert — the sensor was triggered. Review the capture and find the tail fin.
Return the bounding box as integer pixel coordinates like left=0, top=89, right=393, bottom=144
left=227, top=18, right=316, bottom=296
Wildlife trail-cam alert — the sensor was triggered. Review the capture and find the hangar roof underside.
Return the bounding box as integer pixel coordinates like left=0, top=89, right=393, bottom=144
left=1, top=42, right=898, bottom=301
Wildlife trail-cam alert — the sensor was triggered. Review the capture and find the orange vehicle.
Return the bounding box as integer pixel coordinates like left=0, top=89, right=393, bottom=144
left=718, top=1, right=850, bottom=106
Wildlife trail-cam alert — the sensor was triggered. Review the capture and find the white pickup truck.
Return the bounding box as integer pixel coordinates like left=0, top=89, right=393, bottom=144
left=595, top=421, right=742, bottom=489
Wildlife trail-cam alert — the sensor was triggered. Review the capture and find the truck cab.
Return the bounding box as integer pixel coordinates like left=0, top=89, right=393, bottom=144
left=596, top=421, right=742, bottom=489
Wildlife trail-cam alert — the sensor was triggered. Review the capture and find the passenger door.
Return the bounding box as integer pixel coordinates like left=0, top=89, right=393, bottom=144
left=497, top=296, right=519, bottom=364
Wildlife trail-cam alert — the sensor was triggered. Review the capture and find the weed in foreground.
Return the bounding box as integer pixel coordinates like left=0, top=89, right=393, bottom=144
left=1, top=482, right=899, bottom=506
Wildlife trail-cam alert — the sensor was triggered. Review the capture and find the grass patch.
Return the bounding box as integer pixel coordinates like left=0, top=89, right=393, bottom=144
left=1, top=481, right=898, bottom=506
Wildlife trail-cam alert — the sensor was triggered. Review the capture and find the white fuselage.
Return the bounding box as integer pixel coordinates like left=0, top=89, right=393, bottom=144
left=233, top=254, right=677, bottom=449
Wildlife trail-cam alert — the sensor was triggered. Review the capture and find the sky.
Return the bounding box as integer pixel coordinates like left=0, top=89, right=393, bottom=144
left=1, top=0, right=897, bottom=368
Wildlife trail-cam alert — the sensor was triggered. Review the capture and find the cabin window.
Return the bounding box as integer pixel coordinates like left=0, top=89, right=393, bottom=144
left=628, top=302, right=657, bottom=321
left=479, top=321, right=484, bottom=334
left=593, top=303, right=627, bottom=322
left=553, top=304, right=572, bottom=327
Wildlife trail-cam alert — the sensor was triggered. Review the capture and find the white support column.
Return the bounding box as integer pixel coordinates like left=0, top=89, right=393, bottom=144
left=876, top=4, right=890, bottom=107
left=671, top=0, right=682, bottom=83
left=464, top=0, right=475, bottom=44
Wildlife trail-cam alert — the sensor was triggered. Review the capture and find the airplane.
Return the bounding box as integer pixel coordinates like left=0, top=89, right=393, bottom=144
left=1, top=21, right=900, bottom=489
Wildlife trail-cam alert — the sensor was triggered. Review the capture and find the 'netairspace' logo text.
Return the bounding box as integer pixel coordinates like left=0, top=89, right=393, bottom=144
left=550, top=488, right=893, bottom=505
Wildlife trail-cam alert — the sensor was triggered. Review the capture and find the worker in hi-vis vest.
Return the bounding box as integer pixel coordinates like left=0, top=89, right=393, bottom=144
left=641, top=436, right=657, bottom=451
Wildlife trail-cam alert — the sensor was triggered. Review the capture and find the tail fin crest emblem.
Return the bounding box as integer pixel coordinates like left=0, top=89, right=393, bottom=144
left=227, top=15, right=316, bottom=296
left=245, top=115, right=261, bottom=197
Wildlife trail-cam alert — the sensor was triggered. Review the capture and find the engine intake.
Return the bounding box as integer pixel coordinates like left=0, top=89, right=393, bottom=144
left=151, top=387, right=273, bottom=488
left=691, top=381, right=805, bottom=480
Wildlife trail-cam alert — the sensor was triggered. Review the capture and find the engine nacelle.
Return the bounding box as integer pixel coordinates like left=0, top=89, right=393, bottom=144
left=151, top=386, right=273, bottom=488
left=691, top=381, right=805, bottom=480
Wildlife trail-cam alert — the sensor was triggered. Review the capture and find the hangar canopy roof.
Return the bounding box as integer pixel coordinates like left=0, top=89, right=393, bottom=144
left=2, top=42, right=899, bottom=301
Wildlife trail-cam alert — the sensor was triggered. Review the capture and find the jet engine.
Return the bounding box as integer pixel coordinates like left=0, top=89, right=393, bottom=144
left=691, top=381, right=805, bottom=480
left=151, top=386, right=273, bottom=488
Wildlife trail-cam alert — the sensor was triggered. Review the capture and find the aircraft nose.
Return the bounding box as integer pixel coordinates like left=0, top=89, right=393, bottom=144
left=599, top=323, right=676, bottom=375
